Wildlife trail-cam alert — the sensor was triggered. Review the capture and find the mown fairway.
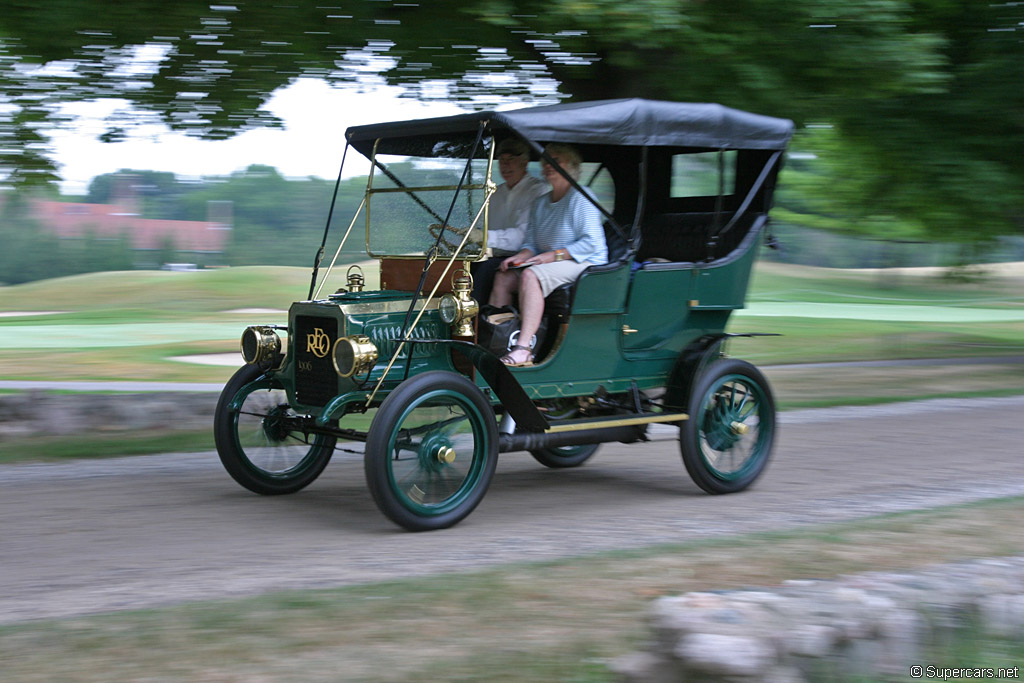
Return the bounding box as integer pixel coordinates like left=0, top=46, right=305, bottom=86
left=2, top=261, right=1023, bottom=390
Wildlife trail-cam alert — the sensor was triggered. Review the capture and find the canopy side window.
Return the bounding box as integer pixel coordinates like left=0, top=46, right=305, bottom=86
left=670, top=151, right=737, bottom=199
left=637, top=149, right=775, bottom=265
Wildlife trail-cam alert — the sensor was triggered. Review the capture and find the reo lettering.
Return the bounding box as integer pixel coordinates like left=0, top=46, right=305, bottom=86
left=305, top=327, right=330, bottom=358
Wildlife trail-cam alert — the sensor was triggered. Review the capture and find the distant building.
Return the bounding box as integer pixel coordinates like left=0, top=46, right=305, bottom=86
left=29, top=198, right=231, bottom=267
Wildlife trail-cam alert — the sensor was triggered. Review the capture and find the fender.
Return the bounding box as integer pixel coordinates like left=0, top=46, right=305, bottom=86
left=662, top=332, right=780, bottom=411
left=316, top=390, right=376, bottom=427
left=227, top=374, right=279, bottom=412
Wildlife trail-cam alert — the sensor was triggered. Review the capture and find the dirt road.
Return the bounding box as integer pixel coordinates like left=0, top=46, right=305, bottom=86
left=2, top=395, right=1023, bottom=625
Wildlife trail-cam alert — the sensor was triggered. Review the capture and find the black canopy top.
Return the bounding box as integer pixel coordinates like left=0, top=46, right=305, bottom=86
left=346, top=98, right=794, bottom=157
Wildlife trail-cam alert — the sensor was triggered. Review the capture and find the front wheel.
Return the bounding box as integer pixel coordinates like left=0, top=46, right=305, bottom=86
left=214, top=364, right=336, bottom=495
left=680, top=358, right=776, bottom=494
left=364, top=371, right=498, bottom=531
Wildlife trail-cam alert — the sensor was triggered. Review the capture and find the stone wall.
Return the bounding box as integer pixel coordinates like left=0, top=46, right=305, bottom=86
left=612, top=556, right=1024, bottom=682
left=0, top=392, right=217, bottom=440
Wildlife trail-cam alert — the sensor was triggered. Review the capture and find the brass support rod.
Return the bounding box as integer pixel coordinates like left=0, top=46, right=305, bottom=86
left=364, top=181, right=496, bottom=407
left=312, top=195, right=367, bottom=301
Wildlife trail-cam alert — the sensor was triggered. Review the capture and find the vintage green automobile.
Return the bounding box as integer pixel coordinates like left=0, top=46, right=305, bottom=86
left=213, top=98, right=794, bottom=531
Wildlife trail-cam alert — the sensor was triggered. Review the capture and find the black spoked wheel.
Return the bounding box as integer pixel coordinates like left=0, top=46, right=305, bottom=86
left=680, top=358, right=776, bottom=494
left=529, top=398, right=600, bottom=468
left=214, top=364, right=336, bottom=495
left=365, top=371, right=498, bottom=531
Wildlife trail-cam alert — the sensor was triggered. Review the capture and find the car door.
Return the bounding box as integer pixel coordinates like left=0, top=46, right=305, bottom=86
left=620, top=263, right=696, bottom=354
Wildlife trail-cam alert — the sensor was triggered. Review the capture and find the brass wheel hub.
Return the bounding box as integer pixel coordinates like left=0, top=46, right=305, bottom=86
left=436, top=446, right=456, bottom=464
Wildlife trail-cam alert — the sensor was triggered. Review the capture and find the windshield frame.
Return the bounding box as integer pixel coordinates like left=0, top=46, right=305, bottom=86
left=364, top=138, right=496, bottom=261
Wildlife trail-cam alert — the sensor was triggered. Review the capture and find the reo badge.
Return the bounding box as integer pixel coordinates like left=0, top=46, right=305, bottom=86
left=305, top=327, right=330, bottom=358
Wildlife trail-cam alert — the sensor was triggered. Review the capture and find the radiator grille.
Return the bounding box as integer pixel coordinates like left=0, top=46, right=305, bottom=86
left=294, top=315, right=338, bottom=407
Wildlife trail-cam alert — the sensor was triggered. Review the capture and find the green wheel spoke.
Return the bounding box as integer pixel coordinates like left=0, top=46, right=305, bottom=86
left=733, top=387, right=751, bottom=416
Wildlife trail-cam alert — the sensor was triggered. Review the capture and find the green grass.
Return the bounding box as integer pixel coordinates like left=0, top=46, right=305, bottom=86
left=2, top=261, right=1023, bottom=382
left=0, top=429, right=214, bottom=464
left=0, top=340, right=240, bottom=382
left=2, top=261, right=1024, bottom=461
left=727, top=316, right=1024, bottom=365
left=749, top=260, right=1024, bottom=307
left=1, top=496, right=1022, bottom=682
left=0, top=266, right=322, bottom=313
left=735, top=261, right=1024, bottom=364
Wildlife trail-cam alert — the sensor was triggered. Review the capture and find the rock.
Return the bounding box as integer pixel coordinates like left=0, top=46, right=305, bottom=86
left=675, top=633, right=776, bottom=677
left=615, top=556, right=1024, bottom=682
left=979, top=593, right=1024, bottom=637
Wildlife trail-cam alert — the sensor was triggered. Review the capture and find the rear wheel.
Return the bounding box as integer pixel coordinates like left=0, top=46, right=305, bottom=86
left=530, top=443, right=600, bottom=468
left=680, top=358, right=775, bottom=494
left=365, top=371, right=498, bottom=531
left=214, top=365, right=336, bottom=495
left=529, top=398, right=600, bottom=468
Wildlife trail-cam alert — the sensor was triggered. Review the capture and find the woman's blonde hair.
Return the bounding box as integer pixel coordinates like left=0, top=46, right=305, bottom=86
left=543, top=143, right=583, bottom=180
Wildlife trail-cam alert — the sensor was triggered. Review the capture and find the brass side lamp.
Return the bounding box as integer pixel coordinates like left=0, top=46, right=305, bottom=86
left=346, top=264, right=365, bottom=292
left=438, top=269, right=479, bottom=337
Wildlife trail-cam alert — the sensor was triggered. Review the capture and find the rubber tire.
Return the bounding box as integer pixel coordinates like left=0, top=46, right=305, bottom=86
left=529, top=443, right=600, bottom=468
left=680, top=358, right=776, bottom=494
left=214, top=364, right=336, bottom=495
left=364, top=371, right=498, bottom=531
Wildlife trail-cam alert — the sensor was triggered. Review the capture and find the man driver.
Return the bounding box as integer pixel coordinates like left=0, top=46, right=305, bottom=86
left=470, top=137, right=547, bottom=302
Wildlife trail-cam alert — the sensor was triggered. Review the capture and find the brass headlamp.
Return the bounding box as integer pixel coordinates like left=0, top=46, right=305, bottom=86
left=240, top=325, right=282, bottom=366
left=438, top=270, right=479, bottom=337
left=333, top=335, right=378, bottom=378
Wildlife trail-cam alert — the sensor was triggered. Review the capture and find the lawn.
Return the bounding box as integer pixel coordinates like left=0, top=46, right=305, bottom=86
left=2, top=261, right=1023, bottom=464
left=1, top=261, right=1023, bottom=384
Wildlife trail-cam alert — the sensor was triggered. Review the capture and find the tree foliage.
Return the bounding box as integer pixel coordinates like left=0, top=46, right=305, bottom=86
left=0, top=165, right=372, bottom=283
left=0, top=0, right=1021, bottom=240
left=0, top=194, right=135, bottom=284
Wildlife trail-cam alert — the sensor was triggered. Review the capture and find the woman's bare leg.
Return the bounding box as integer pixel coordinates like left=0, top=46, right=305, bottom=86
left=489, top=269, right=519, bottom=307
left=504, top=269, right=543, bottom=363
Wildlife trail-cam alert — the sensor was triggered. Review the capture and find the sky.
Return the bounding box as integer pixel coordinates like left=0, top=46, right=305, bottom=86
left=49, top=79, right=465, bottom=195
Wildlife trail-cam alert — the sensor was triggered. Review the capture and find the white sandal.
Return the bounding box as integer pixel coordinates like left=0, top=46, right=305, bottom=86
left=499, top=344, right=534, bottom=367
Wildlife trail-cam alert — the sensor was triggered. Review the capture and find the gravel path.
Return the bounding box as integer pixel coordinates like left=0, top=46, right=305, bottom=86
left=2, top=395, right=1023, bottom=625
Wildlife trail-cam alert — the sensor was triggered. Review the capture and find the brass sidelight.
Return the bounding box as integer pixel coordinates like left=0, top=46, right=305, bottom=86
left=439, top=269, right=479, bottom=337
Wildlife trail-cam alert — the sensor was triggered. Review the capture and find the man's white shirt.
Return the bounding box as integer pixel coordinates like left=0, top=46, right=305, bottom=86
left=487, top=174, right=546, bottom=253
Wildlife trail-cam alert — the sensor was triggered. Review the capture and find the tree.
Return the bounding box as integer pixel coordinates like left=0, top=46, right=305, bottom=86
left=0, top=1, right=944, bottom=174
left=0, top=194, right=135, bottom=283
left=1, top=1, right=1021, bottom=239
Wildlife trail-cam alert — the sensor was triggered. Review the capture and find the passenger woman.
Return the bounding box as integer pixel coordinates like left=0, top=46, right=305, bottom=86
left=488, top=142, right=607, bottom=366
